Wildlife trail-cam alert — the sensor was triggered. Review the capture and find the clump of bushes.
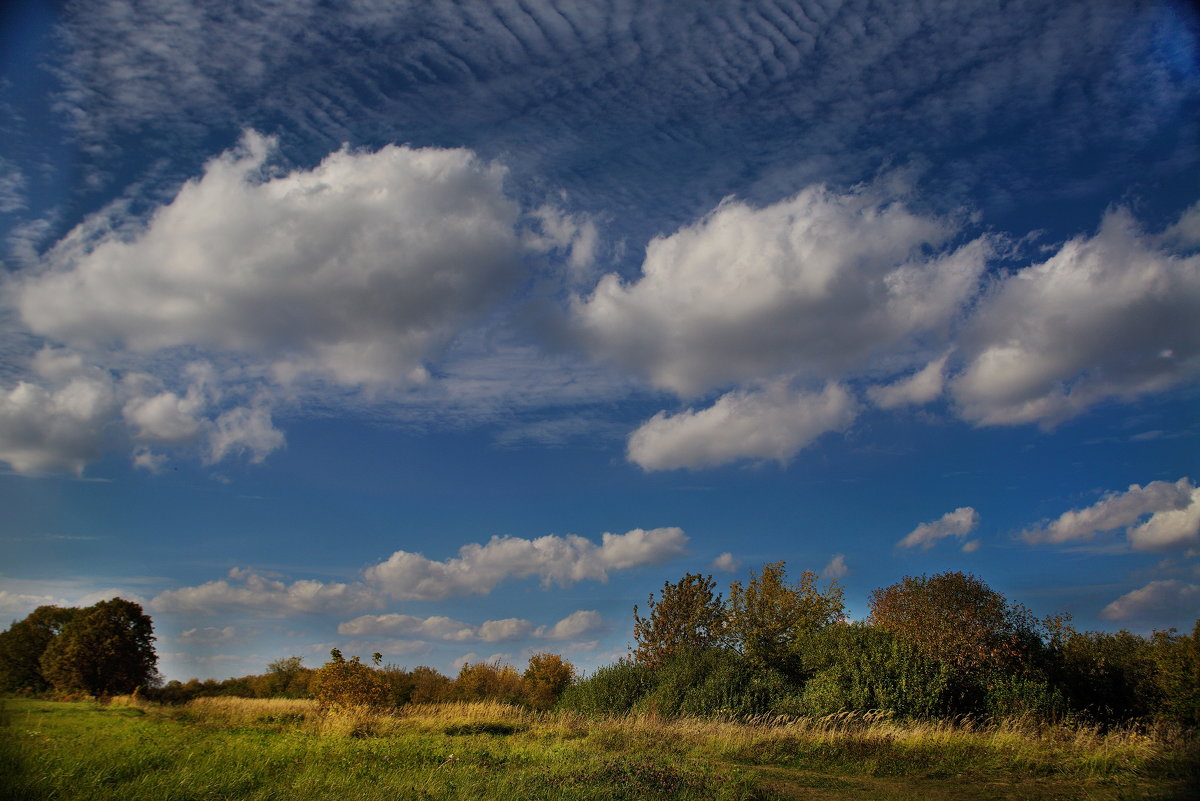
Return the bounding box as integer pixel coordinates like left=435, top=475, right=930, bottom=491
left=564, top=566, right=1200, bottom=727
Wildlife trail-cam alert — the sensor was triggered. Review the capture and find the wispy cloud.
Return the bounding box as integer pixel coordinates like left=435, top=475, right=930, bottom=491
left=150, top=528, right=687, bottom=616
left=898, top=507, right=980, bottom=550
left=150, top=568, right=383, bottom=618
left=365, top=528, right=688, bottom=600
left=337, top=609, right=602, bottom=643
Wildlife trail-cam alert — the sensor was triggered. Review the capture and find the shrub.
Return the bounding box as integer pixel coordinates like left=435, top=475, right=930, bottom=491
left=558, top=658, right=656, bottom=715
left=523, top=653, right=575, bottom=709
left=409, top=665, right=452, bottom=703
left=797, top=623, right=957, bottom=718
left=643, top=648, right=799, bottom=717
left=981, top=672, right=1066, bottom=721
left=452, top=660, right=525, bottom=704
left=311, top=650, right=392, bottom=710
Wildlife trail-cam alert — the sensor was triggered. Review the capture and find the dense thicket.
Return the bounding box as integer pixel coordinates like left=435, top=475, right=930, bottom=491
left=562, top=568, right=1199, bottom=726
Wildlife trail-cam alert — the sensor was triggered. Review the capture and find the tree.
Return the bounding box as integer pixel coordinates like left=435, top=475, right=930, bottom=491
left=868, top=572, right=1040, bottom=677
left=453, top=660, right=524, bottom=703
left=1150, top=620, right=1200, bottom=725
left=632, top=573, right=727, bottom=670
left=0, top=605, right=80, bottom=694
left=523, top=652, right=575, bottom=709
left=259, top=655, right=312, bottom=698
left=39, top=599, right=157, bottom=696
left=408, top=665, right=452, bottom=703
left=727, top=561, right=844, bottom=675
left=311, top=650, right=391, bottom=710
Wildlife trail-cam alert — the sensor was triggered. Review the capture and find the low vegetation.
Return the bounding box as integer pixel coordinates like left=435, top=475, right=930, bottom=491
left=2, top=696, right=1196, bottom=800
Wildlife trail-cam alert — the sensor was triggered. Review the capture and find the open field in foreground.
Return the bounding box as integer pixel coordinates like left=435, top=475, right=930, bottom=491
left=2, top=697, right=1197, bottom=800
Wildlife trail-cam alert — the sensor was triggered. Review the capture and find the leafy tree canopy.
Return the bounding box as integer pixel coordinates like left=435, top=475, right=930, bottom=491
left=727, top=560, right=845, bottom=674
left=633, top=573, right=727, bottom=670
left=868, top=571, right=1040, bottom=676
left=0, top=605, right=80, bottom=694
left=38, top=598, right=158, bottom=696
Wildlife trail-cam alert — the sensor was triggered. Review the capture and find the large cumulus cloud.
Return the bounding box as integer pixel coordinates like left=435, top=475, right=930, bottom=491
left=953, top=208, right=1200, bottom=426
left=626, top=381, right=857, bottom=471
left=365, top=527, right=688, bottom=600
left=18, top=131, right=523, bottom=388
left=574, top=185, right=988, bottom=396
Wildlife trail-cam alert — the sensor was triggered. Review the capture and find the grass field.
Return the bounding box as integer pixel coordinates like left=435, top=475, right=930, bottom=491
left=2, top=697, right=1196, bottom=800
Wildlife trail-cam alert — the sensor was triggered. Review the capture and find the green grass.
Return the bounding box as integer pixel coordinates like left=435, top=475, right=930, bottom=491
left=1, top=698, right=1196, bottom=800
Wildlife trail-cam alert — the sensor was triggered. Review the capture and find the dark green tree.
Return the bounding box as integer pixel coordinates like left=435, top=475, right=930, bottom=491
left=39, top=598, right=158, bottom=696
left=259, top=655, right=312, bottom=698
left=632, top=573, right=727, bottom=670
left=0, top=605, right=79, bottom=694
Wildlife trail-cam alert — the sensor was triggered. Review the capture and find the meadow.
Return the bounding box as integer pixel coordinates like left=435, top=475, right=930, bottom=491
left=2, top=696, right=1196, bottom=801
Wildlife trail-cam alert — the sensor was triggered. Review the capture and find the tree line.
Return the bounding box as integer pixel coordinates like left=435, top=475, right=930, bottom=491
left=561, top=564, right=1199, bottom=725
left=3, top=568, right=1197, bottom=726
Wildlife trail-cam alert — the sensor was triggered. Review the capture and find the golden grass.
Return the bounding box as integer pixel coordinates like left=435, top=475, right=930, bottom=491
left=108, top=695, right=1183, bottom=781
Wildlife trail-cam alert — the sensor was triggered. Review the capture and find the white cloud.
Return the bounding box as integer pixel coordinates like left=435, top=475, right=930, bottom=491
left=207, top=405, right=285, bottom=464
left=711, top=552, right=741, bottom=573
left=533, top=610, right=603, bottom=640
left=898, top=507, right=980, bottom=550
left=574, top=185, right=987, bottom=396
left=1100, top=580, right=1200, bottom=621
left=0, top=375, right=117, bottom=475
left=365, top=527, right=687, bottom=600
left=961, top=540, right=981, bottom=554
left=524, top=204, right=600, bottom=284
left=338, top=609, right=601, bottom=643
left=1127, top=488, right=1200, bottom=552
left=868, top=353, right=949, bottom=409
left=338, top=614, right=488, bottom=641
left=0, top=590, right=70, bottom=623
left=450, top=652, right=512, bottom=672
left=0, top=157, right=26, bottom=213
left=953, top=207, right=1200, bottom=426
left=822, top=554, right=849, bottom=578
left=123, top=387, right=205, bottom=443
left=626, top=381, right=857, bottom=471
left=132, top=446, right=168, bottom=473
left=150, top=567, right=382, bottom=617
left=1159, top=200, right=1200, bottom=250
left=18, top=132, right=523, bottom=389
left=178, top=626, right=237, bottom=644
left=1023, top=478, right=1197, bottom=551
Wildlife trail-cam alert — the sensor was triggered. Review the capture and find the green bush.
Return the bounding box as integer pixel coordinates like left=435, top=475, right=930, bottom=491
left=642, top=648, right=800, bottom=718
left=311, top=651, right=392, bottom=710
left=981, top=672, right=1066, bottom=721
left=796, top=623, right=957, bottom=718
left=558, top=658, right=656, bottom=715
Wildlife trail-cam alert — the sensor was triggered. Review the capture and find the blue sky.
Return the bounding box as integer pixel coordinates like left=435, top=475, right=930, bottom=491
left=1, top=0, right=1198, bottom=682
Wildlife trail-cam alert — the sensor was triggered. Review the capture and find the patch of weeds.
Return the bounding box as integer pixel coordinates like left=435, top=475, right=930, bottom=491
left=444, top=721, right=524, bottom=736
left=542, top=756, right=727, bottom=799
left=256, top=713, right=307, bottom=726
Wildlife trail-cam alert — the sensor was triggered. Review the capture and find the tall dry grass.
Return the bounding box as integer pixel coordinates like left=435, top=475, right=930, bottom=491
left=145, top=696, right=1190, bottom=780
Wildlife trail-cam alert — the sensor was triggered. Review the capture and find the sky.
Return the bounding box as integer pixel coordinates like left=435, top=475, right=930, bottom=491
left=1, top=0, right=1198, bottom=683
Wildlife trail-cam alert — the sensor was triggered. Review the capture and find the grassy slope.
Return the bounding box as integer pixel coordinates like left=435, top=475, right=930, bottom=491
left=1, top=698, right=1196, bottom=801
